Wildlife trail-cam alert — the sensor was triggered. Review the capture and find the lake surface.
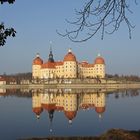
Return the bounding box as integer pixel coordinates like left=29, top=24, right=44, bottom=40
left=0, top=88, right=140, bottom=140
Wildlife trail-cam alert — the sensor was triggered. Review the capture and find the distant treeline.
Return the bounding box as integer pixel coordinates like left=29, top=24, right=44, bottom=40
left=1, top=72, right=140, bottom=83
left=2, top=72, right=32, bottom=84
left=106, top=74, right=140, bottom=82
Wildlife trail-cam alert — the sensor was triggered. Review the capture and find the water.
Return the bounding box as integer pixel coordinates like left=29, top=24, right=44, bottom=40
left=0, top=88, right=140, bottom=140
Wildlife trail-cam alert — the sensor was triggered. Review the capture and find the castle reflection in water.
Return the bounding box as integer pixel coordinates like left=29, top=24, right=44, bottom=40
left=1, top=88, right=139, bottom=126
left=0, top=88, right=140, bottom=137
left=32, top=89, right=106, bottom=124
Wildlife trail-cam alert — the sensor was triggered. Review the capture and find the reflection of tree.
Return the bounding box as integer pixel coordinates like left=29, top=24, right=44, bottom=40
left=115, top=93, right=119, bottom=99
left=95, top=76, right=101, bottom=84
left=117, top=89, right=140, bottom=99
left=2, top=89, right=32, bottom=98
left=130, top=89, right=139, bottom=97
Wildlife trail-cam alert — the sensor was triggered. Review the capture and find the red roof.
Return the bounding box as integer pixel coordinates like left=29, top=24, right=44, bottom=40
left=42, top=103, right=56, bottom=110
left=64, top=52, right=76, bottom=62
left=55, top=106, right=64, bottom=111
left=95, top=106, right=105, bottom=113
left=0, top=77, right=6, bottom=81
left=64, top=111, right=77, bottom=120
left=41, top=61, right=55, bottom=69
left=94, top=57, right=105, bottom=64
left=55, top=61, right=63, bottom=66
left=33, top=57, right=43, bottom=65
left=32, top=107, right=43, bottom=115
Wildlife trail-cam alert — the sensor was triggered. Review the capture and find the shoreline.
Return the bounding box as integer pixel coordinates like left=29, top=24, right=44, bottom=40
left=1, top=82, right=140, bottom=89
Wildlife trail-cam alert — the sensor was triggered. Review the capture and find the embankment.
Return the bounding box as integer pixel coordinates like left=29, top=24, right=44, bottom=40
left=1, top=83, right=140, bottom=89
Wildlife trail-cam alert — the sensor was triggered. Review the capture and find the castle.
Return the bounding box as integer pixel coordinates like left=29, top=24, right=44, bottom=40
left=32, top=48, right=105, bottom=79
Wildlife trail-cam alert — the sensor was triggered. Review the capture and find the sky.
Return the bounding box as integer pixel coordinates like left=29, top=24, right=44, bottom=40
left=0, top=0, right=140, bottom=76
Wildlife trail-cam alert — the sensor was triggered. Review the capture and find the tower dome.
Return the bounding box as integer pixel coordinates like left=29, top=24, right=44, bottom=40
left=64, top=48, right=76, bottom=61
left=32, top=107, right=43, bottom=119
left=95, top=106, right=105, bottom=114
left=64, top=111, right=77, bottom=124
left=94, top=54, right=105, bottom=64
left=33, top=53, right=43, bottom=65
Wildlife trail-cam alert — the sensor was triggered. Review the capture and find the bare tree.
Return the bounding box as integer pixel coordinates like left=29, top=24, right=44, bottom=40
left=57, top=0, right=137, bottom=42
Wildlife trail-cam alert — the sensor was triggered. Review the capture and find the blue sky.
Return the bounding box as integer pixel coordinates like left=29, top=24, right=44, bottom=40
left=0, top=0, right=140, bottom=75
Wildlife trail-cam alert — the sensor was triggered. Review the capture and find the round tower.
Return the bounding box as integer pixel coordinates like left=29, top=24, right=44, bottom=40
left=32, top=91, right=43, bottom=119
left=63, top=49, right=77, bottom=78
left=94, top=53, right=105, bottom=78
left=95, top=92, right=106, bottom=118
left=64, top=93, right=78, bottom=124
left=32, top=53, right=43, bottom=79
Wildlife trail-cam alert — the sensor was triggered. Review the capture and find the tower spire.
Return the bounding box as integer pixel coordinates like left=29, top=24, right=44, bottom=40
left=97, top=53, right=101, bottom=57
left=48, top=110, right=54, bottom=133
left=48, top=41, right=54, bottom=62
left=50, top=41, right=52, bottom=53
left=68, top=48, right=72, bottom=53
left=36, top=53, right=40, bottom=57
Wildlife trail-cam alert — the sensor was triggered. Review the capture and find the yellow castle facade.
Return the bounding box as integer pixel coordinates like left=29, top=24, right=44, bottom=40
left=32, top=48, right=105, bottom=79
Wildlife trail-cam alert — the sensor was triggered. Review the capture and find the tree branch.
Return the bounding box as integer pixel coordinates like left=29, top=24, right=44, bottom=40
left=57, top=0, right=136, bottom=42
left=0, top=22, right=16, bottom=46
